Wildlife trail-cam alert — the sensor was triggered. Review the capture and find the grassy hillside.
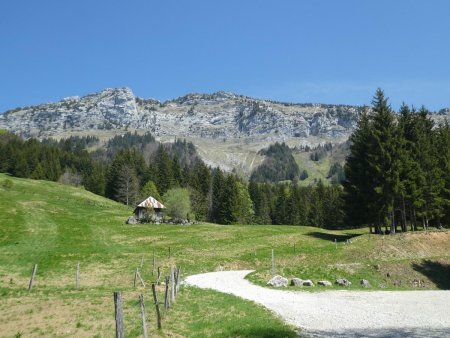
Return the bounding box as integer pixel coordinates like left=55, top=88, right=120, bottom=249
left=0, top=174, right=448, bottom=337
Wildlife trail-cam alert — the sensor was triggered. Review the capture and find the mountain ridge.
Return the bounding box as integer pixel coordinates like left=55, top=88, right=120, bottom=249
left=1, top=87, right=448, bottom=176
left=0, top=87, right=366, bottom=140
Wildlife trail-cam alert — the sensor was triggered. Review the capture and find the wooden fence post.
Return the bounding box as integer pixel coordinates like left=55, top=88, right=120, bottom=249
left=176, top=266, right=181, bottom=294
left=151, top=283, right=162, bottom=329
left=134, top=267, right=138, bottom=288
left=139, top=294, right=148, bottom=338
left=164, top=276, right=170, bottom=310
left=173, top=268, right=178, bottom=296
left=271, top=249, right=275, bottom=276
left=157, top=267, right=161, bottom=285
left=76, top=262, right=80, bottom=289
left=114, top=291, right=125, bottom=338
left=28, top=264, right=37, bottom=292
left=170, top=267, right=175, bottom=302
left=152, top=251, right=155, bottom=276
left=334, top=238, right=337, bottom=250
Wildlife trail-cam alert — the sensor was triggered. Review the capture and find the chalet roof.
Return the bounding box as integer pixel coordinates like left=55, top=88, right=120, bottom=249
left=137, top=196, right=165, bottom=209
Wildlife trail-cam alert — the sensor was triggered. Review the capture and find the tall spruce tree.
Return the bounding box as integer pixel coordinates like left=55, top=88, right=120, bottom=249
left=415, top=108, right=445, bottom=228
left=367, top=89, right=401, bottom=234
left=210, top=168, right=225, bottom=223
left=435, top=121, right=450, bottom=227
left=249, top=180, right=272, bottom=224
left=272, top=183, right=288, bottom=225
left=344, top=108, right=378, bottom=230
left=154, top=145, right=173, bottom=195
left=398, top=105, right=425, bottom=231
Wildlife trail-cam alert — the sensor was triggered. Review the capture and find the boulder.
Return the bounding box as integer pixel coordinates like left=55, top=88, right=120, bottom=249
left=360, top=279, right=371, bottom=288
left=126, top=216, right=138, bottom=225
left=335, top=278, right=352, bottom=286
left=291, top=278, right=303, bottom=286
left=291, top=278, right=315, bottom=286
left=267, top=275, right=288, bottom=287
left=318, top=280, right=332, bottom=287
left=302, top=279, right=315, bottom=287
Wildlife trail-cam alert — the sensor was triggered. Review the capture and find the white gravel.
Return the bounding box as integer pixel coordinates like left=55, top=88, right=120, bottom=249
left=185, top=270, right=450, bottom=337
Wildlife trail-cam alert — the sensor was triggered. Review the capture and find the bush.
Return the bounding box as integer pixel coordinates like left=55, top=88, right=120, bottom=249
left=164, top=188, right=191, bottom=220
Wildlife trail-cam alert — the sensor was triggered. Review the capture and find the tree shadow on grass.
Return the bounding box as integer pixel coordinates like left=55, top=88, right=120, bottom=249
left=228, top=327, right=297, bottom=338
left=304, top=231, right=362, bottom=243
left=412, top=260, right=450, bottom=290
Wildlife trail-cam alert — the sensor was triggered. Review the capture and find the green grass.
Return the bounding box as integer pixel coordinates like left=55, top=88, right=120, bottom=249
left=0, top=173, right=448, bottom=337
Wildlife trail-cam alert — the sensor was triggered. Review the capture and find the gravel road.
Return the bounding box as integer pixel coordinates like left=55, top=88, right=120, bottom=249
left=185, top=270, right=450, bottom=337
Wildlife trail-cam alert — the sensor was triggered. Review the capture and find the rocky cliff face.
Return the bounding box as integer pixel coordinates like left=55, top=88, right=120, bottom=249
left=0, top=87, right=363, bottom=140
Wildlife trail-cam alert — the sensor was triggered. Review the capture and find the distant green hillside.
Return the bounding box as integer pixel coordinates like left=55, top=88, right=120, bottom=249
left=0, top=174, right=130, bottom=273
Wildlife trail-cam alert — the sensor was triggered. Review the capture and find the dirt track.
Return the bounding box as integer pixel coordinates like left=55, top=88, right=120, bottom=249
left=185, top=270, right=450, bottom=337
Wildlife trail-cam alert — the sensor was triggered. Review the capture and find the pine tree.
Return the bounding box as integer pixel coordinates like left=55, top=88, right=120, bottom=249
left=140, top=180, right=161, bottom=201
left=285, top=184, right=308, bottom=225
left=435, top=121, right=450, bottom=227
left=309, top=180, right=325, bottom=227
left=344, top=108, right=378, bottom=231
left=221, top=175, right=239, bottom=224
left=367, top=89, right=401, bottom=234
left=210, top=168, right=225, bottom=223
left=171, top=156, right=183, bottom=187
left=415, top=108, right=445, bottom=228
left=154, top=145, right=173, bottom=195
left=273, top=183, right=288, bottom=225
left=84, top=162, right=106, bottom=196
left=397, top=105, right=424, bottom=231
left=249, top=180, right=272, bottom=224
left=322, top=185, right=344, bottom=229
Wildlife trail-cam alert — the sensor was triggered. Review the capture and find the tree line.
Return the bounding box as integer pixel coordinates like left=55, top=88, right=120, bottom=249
left=344, top=89, right=450, bottom=233
left=249, top=179, right=344, bottom=228
left=0, top=130, right=346, bottom=227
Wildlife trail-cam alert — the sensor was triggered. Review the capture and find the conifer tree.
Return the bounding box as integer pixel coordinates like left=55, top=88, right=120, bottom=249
left=415, top=108, right=445, bottom=228
left=273, top=183, right=288, bottom=225
left=397, top=104, right=424, bottom=231
left=367, top=89, right=401, bottom=233
left=210, top=168, right=225, bottom=223
left=435, top=121, right=450, bottom=227
left=249, top=180, right=272, bottom=224
left=154, top=145, right=173, bottom=195
left=344, top=108, right=378, bottom=231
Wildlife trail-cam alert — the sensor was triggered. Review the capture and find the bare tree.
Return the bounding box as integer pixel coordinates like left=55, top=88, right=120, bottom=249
left=116, top=165, right=139, bottom=206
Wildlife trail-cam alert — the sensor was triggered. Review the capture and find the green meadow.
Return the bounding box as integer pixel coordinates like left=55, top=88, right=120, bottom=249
left=0, top=173, right=448, bottom=337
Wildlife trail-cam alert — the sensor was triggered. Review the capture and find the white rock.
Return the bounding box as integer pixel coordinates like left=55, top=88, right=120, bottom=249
left=267, top=275, right=288, bottom=287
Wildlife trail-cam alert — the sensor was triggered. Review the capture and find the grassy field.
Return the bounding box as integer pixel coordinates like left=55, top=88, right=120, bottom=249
left=0, top=174, right=448, bottom=337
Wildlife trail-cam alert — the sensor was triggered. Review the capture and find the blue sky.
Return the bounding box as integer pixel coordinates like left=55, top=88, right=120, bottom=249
left=1, top=0, right=449, bottom=112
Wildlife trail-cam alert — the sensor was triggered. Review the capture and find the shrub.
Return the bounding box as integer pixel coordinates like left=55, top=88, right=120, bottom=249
left=164, top=188, right=191, bottom=220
